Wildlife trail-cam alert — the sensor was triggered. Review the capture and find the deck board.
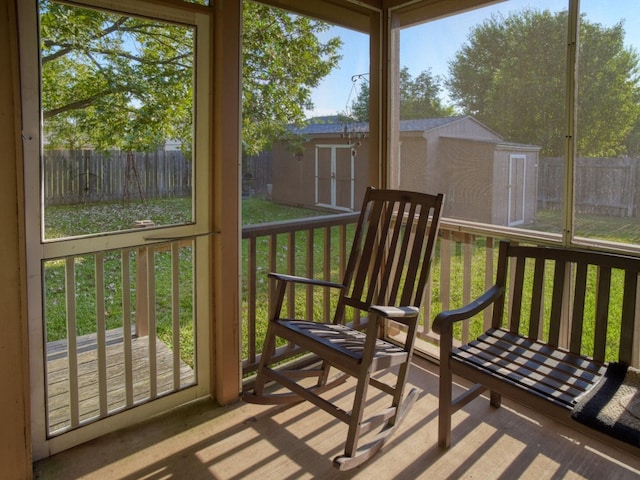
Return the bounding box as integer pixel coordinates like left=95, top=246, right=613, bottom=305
left=46, top=329, right=195, bottom=434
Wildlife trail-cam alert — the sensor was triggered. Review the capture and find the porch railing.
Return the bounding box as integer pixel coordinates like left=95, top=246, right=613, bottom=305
left=45, top=239, right=196, bottom=436
left=241, top=213, right=503, bottom=376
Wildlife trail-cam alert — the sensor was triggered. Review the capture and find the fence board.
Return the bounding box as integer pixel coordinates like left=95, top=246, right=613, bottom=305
left=538, top=157, right=640, bottom=217
left=43, top=149, right=192, bottom=205
left=243, top=151, right=272, bottom=196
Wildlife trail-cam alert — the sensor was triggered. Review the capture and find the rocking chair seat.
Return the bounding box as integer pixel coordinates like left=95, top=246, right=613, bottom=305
left=274, top=309, right=416, bottom=374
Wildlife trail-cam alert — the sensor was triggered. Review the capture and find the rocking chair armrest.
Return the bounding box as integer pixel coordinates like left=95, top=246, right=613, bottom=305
left=369, top=305, right=420, bottom=327
left=267, top=272, right=345, bottom=290
left=432, top=285, right=505, bottom=335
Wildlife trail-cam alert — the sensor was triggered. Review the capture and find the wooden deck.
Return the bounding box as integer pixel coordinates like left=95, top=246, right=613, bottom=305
left=46, top=329, right=195, bottom=435
left=34, top=357, right=640, bottom=479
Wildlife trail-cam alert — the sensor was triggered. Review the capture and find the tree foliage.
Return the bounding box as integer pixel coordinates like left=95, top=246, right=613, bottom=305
left=40, top=0, right=342, bottom=156
left=242, top=2, right=342, bottom=154
left=40, top=1, right=195, bottom=153
left=447, top=9, right=640, bottom=156
left=397, top=67, right=455, bottom=120
left=349, top=67, right=453, bottom=122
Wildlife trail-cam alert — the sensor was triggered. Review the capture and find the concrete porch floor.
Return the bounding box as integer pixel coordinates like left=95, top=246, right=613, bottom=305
left=33, top=358, right=640, bottom=479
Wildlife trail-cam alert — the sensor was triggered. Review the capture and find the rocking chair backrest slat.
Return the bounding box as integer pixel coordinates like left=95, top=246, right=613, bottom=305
left=347, top=197, right=384, bottom=302
left=415, top=211, right=440, bottom=306
left=335, top=188, right=444, bottom=325
left=401, top=203, right=429, bottom=306
left=364, top=198, right=399, bottom=305
left=377, top=200, right=409, bottom=305
left=386, top=202, right=417, bottom=306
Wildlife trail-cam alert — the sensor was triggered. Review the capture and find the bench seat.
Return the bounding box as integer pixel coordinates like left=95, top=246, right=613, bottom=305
left=454, top=328, right=607, bottom=409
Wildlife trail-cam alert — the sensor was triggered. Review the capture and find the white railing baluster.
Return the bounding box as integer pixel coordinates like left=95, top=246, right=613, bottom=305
left=421, top=273, right=433, bottom=336
left=122, top=249, right=134, bottom=407
left=65, top=256, right=80, bottom=427
left=147, top=246, right=157, bottom=399
left=440, top=236, right=451, bottom=315
left=484, top=238, right=495, bottom=330
left=171, top=242, right=180, bottom=390
left=95, top=252, right=107, bottom=417
left=248, top=237, right=257, bottom=364
left=323, top=226, right=331, bottom=323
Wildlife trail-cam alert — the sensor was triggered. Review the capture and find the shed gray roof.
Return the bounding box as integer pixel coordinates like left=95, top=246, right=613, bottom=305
left=290, top=115, right=468, bottom=135
left=289, top=115, right=542, bottom=150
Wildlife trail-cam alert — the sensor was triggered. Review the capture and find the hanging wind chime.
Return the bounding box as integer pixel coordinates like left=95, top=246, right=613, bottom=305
left=341, top=73, right=369, bottom=157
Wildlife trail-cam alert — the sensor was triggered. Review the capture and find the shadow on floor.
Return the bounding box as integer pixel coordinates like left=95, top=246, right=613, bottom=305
left=34, top=359, right=640, bottom=479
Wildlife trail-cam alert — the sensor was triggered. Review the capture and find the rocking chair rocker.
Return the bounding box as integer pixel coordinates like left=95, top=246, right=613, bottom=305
left=244, top=187, right=443, bottom=470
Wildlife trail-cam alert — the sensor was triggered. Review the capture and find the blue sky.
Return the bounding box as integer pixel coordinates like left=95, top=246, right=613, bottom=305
left=307, top=0, right=640, bottom=117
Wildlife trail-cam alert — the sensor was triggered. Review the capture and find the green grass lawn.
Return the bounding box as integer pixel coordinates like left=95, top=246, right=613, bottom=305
left=44, top=197, right=193, bottom=239
left=43, top=197, right=640, bottom=366
left=531, top=209, right=640, bottom=244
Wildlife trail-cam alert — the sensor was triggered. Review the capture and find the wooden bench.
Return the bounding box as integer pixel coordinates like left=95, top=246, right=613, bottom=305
left=433, top=240, right=640, bottom=454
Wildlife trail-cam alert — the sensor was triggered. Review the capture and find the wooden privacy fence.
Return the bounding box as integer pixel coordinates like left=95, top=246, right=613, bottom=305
left=538, top=157, right=640, bottom=217
left=243, top=151, right=272, bottom=197
left=44, top=149, right=192, bottom=205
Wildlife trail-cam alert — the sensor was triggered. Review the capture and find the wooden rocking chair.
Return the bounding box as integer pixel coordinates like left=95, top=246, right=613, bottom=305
left=244, top=187, right=443, bottom=470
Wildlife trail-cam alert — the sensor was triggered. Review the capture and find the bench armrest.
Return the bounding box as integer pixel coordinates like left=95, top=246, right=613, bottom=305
left=432, top=285, right=505, bottom=335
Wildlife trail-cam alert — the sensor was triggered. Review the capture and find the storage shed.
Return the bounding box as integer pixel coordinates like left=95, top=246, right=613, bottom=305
left=272, top=115, right=540, bottom=226
left=270, top=116, right=371, bottom=212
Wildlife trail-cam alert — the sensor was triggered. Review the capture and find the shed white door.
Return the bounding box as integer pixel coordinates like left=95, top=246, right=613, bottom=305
left=315, top=144, right=355, bottom=211
left=508, top=154, right=527, bottom=226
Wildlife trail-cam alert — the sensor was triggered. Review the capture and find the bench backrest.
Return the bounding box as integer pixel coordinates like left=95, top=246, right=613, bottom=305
left=493, top=241, right=640, bottom=364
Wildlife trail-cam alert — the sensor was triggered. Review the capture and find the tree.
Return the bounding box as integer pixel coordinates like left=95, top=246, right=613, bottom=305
left=40, top=0, right=342, bottom=156
left=349, top=67, right=453, bottom=122
left=242, top=2, right=342, bottom=154
left=40, top=1, right=195, bottom=154
left=447, top=9, right=640, bottom=157
left=398, top=67, right=455, bottom=120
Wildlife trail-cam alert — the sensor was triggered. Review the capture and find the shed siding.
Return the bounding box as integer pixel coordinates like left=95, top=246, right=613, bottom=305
left=399, top=136, right=427, bottom=192
left=440, top=137, right=495, bottom=223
